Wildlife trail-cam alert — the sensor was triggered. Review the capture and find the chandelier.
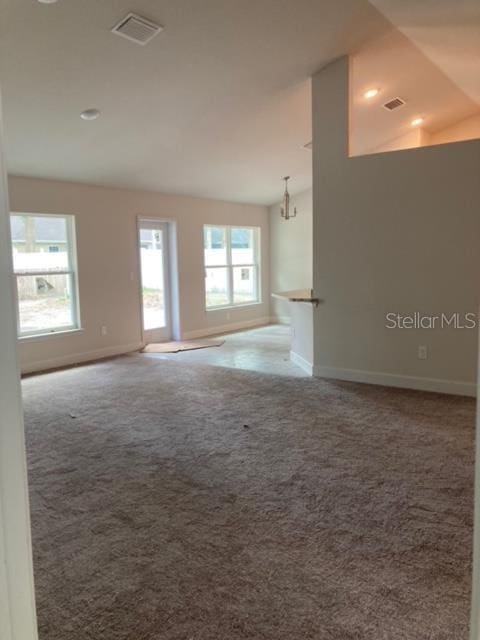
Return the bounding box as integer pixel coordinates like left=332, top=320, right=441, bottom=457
left=280, top=176, right=297, bottom=220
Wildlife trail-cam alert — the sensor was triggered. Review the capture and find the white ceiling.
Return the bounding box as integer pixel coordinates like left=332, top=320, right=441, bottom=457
left=0, top=0, right=387, bottom=205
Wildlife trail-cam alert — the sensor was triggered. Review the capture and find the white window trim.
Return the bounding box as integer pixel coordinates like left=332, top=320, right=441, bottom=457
left=11, top=212, right=82, bottom=339
left=18, top=328, right=84, bottom=343
left=203, top=224, right=261, bottom=311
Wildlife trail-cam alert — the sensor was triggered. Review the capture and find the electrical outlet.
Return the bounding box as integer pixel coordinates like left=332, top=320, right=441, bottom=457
left=101, top=325, right=108, bottom=336
left=418, top=345, right=428, bottom=360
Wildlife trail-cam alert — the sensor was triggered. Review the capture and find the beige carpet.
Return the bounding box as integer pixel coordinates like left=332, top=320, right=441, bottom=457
left=142, top=338, right=224, bottom=353
left=22, top=356, right=475, bottom=639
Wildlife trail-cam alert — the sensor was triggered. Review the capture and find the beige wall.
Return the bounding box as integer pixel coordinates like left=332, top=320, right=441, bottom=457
left=370, top=112, right=480, bottom=155
left=269, top=189, right=313, bottom=321
left=9, top=176, right=270, bottom=373
left=431, top=111, right=480, bottom=146
left=357, top=112, right=480, bottom=157
left=312, top=57, right=480, bottom=395
left=365, top=128, right=429, bottom=155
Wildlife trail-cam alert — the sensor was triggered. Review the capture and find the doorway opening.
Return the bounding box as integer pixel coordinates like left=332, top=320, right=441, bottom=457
left=138, top=219, right=177, bottom=343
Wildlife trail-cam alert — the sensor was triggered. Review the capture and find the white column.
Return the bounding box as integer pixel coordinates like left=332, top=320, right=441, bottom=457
left=471, top=353, right=480, bottom=639
left=0, top=91, right=38, bottom=640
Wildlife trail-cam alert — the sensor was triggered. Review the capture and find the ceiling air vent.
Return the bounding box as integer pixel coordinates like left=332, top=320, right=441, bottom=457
left=383, top=97, right=406, bottom=111
left=111, top=13, right=163, bottom=45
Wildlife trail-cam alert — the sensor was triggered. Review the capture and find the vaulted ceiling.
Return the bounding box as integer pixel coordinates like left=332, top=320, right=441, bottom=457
left=369, top=0, right=480, bottom=104
left=0, top=1, right=478, bottom=205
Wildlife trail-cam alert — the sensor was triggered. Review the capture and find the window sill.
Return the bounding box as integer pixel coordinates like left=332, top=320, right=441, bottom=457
left=206, top=301, right=263, bottom=312
left=18, top=328, right=84, bottom=343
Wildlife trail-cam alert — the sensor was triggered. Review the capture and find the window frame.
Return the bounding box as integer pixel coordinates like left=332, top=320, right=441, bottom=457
left=203, top=224, right=261, bottom=310
left=10, top=212, right=81, bottom=339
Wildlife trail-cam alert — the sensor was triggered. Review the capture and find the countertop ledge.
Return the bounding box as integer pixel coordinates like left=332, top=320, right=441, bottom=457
left=271, top=289, right=322, bottom=306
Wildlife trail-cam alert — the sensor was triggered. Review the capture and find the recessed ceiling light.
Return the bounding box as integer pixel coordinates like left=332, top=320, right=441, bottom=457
left=363, top=88, right=379, bottom=100
left=411, top=117, right=424, bottom=127
left=80, top=109, right=101, bottom=121
left=38, top=0, right=59, bottom=4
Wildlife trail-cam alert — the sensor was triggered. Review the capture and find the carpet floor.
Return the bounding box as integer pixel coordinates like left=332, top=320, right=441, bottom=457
left=23, top=355, right=475, bottom=639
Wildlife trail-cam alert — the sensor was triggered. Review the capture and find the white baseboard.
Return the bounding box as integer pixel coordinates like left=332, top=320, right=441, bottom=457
left=21, top=341, right=144, bottom=375
left=313, top=365, right=476, bottom=397
left=183, top=316, right=271, bottom=340
left=290, top=350, right=313, bottom=375
left=270, top=315, right=291, bottom=325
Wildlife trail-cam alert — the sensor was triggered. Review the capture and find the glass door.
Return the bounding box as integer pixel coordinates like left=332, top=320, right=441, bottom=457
left=139, top=221, right=171, bottom=343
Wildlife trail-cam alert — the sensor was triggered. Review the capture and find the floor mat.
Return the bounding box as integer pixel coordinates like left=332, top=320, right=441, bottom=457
left=142, top=338, right=224, bottom=353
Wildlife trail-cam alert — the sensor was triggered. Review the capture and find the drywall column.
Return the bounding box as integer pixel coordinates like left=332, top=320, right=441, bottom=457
left=471, top=361, right=480, bottom=638
left=312, top=56, right=480, bottom=395
left=311, top=55, right=350, bottom=379
left=471, top=315, right=480, bottom=639
left=0, top=93, right=38, bottom=640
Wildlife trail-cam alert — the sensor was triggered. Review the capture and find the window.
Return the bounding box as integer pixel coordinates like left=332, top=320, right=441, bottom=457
left=204, top=226, right=260, bottom=309
left=10, top=213, right=80, bottom=337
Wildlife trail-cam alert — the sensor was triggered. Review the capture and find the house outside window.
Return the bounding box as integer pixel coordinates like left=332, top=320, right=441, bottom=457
left=10, top=213, right=81, bottom=337
left=204, top=225, right=260, bottom=309
left=139, top=228, right=162, bottom=251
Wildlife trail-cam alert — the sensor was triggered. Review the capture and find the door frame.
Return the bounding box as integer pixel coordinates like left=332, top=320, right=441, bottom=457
left=137, top=217, right=173, bottom=344
left=0, top=90, right=39, bottom=640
